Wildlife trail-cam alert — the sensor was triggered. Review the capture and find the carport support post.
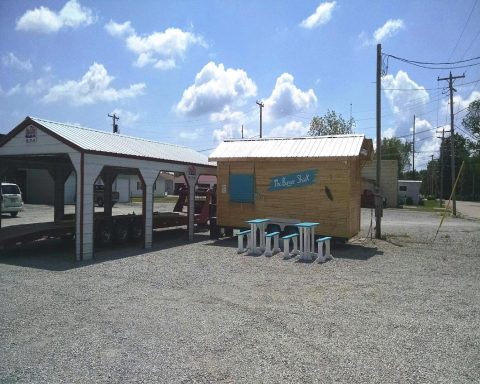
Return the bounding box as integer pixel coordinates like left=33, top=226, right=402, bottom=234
left=139, top=169, right=158, bottom=249
left=101, top=170, right=116, bottom=218
left=50, top=166, right=70, bottom=222
left=185, top=172, right=199, bottom=241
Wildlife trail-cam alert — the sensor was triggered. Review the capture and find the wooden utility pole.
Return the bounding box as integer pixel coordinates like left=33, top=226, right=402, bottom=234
left=256, top=100, right=264, bottom=138
left=375, top=44, right=382, bottom=239
left=108, top=113, right=120, bottom=134
left=437, top=72, right=465, bottom=216
left=412, top=115, right=416, bottom=179
left=241, top=124, right=244, bottom=139
left=430, top=154, right=434, bottom=196
left=438, top=128, right=446, bottom=207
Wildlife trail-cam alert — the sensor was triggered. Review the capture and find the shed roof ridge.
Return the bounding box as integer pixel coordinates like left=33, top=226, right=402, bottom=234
left=223, top=134, right=365, bottom=142
left=29, top=116, right=193, bottom=151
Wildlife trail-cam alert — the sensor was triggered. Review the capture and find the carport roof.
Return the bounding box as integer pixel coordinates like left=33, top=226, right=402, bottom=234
left=3, top=117, right=214, bottom=167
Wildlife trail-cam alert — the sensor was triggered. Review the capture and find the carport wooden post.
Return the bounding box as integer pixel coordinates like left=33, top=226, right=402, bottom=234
left=69, top=153, right=103, bottom=261
left=49, top=166, right=71, bottom=222
left=185, top=168, right=199, bottom=241
left=139, top=168, right=158, bottom=249
left=82, top=161, right=103, bottom=260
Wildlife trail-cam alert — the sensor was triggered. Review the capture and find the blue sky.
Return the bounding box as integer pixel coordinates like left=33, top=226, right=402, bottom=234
left=1, top=0, right=479, bottom=168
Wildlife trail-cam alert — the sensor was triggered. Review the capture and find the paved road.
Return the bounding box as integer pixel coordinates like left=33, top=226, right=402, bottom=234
left=456, top=200, right=480, bottom=220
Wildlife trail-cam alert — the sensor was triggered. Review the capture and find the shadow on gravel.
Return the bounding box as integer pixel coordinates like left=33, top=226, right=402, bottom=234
left=0, top=228, right=211, bottom=271
left=332, top=243, right=383, bottom=260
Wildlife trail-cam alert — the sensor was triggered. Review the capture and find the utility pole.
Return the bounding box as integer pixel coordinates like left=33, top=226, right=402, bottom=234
left=108, top=113, right=120, bottom=134
left=241, top=124, right=244, bottom=139
left=256, top=100, right=264, bottom=138
left=412, top=115, right=415, bottom=179
left=437, top=128, right=446, bottom=207
left=375, top=43, right=382, bottom=239
left=430, top=154, right=434, bottom=196
left=437, top=72, right=465, bottom=216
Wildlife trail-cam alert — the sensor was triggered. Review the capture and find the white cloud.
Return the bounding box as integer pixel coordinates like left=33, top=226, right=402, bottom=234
left=362, top=19, right=405, bottom=46
left=448, top=90, right=480, bottom=114
left=43, top=63, right=145, bottom=106
left=16, top=0, right=96, bottom=33
left=176, top=62, right=257, bottom=116
left=0, top=77, right=52, bottom=97
left=264, top=73, right=317, bottom=121
left=2, top=52, right=32, bottom=71
left=300, top=1, right=336, bottom=29
left=106, top=20, right=206, bottom=70
left=268, top=120, right=309, bottom=138
left=211, top=106, right=253, bottom=142
left=374, top=19, right=405, bottom=42
left=382, top=70, right=429, bottom=121
left=179, top=128, right=203, bottom=141
left=104, top=20, right=134, bottom=37
left=382, top=127, right=396, bottom=139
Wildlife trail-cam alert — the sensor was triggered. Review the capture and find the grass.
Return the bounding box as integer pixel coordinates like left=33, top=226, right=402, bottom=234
left=130, top=195, right=179, bottom=204
left=402, top=199, right=451, bottom=213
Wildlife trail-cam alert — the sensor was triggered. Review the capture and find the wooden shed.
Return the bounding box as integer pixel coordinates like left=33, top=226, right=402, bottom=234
left=209, top=135, right=373, bottom=239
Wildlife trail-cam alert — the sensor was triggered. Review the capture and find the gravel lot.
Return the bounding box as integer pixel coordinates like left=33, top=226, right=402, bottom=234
left=1, top=208, right=479, bottom=383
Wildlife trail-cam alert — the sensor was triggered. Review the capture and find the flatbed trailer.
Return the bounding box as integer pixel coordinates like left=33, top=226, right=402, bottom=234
left=0, top=189, right=216, bottom=250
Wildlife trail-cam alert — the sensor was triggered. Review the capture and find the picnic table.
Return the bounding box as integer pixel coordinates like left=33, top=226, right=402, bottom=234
left=246, top=218, right=270, bottom=255
left=296, top=222, right=319, bottom=261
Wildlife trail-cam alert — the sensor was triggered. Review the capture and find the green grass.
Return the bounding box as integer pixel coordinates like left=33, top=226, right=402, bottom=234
left=402, top=199, right=451, bottom=213
left=130, top=196, right=179, bottom=203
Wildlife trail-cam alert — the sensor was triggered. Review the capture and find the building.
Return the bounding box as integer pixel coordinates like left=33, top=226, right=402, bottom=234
left=0, top=117, right=215, bottom=260
left=398, top=180, right=423, bottom=205
left=361, top=160, right=398, bottom=208
left=209, top=135, right=373, bottom=239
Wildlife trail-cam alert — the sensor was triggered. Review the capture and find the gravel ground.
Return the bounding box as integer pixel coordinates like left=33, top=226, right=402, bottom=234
left=1, top=208, right=479, bottom=383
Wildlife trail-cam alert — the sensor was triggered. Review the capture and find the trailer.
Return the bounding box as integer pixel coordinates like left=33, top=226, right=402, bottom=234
left=0, top=189, right=215, bottom=250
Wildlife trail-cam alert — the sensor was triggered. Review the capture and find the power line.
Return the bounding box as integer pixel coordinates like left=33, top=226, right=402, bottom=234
left=447, top=0, right=479, bottom=60
left=384, top=53, right=480, bottom=69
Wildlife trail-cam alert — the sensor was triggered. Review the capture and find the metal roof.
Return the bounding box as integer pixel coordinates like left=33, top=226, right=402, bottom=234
left=209, top=135, right=372, bottom=161
left=29, top=117, right=212, bottom=167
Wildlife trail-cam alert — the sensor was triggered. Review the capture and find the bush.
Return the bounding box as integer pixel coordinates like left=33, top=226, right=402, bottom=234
left=427, top=195, right=435, bottom=200
left=418, top=199, right=425, bottom=206
left=406, top=197, right=413, bottom=205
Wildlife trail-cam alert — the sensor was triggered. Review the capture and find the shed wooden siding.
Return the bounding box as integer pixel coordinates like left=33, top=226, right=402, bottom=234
left=217, top=158, right=361, bottom=238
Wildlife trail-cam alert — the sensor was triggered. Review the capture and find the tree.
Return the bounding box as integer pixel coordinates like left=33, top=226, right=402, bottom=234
left=439, top=133, right=471, bottom=199
left=462, top=99, right=480, bottom=153
left=308, top=110, right=355, bottom=136
left=377, top=137, right=411, bottom=177
left=462, top=99, right=480, bottom=137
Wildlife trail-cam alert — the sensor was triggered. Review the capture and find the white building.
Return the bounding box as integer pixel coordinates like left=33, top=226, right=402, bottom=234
left=398, top=180, right=423, bottom=205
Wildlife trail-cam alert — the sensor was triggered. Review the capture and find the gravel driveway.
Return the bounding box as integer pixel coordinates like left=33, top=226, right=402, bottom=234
left=1, top=208, right=479, bottom=383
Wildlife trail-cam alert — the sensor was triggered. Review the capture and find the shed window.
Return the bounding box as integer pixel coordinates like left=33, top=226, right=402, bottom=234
left=399, top=185, right=407, bottom=192
left=229, top=174, right=254, bottom=203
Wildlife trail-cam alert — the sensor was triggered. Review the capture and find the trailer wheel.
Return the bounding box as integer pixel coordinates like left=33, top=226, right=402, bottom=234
left=98, top=221, right=113, bottom=245
left=130, top=220, right=143, bottom=241
left=10, top=212, right=18, bottom=217
left=114, top=220, right=129, bottom=244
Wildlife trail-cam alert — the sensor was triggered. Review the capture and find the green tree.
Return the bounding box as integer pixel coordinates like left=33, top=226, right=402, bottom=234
left=462, top=99, right=480, bottom=153
left=439, top=133, right=471, bottom=199
left=376, top=137, right=412, bottom=177
left=308, top=110, right=355, bottom=136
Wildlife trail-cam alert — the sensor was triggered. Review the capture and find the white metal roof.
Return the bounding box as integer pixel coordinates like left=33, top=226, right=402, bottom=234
left=209, top=135, right=371, bottom=161
left=29, top=117, right=212, bottom=166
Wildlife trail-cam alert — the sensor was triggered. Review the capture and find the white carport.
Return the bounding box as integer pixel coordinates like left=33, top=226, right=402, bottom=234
left=0, top=117, right=216, bottom=260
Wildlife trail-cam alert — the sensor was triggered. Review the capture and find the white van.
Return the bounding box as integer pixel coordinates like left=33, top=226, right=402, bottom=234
left=1, top=182, right=24, bottom=217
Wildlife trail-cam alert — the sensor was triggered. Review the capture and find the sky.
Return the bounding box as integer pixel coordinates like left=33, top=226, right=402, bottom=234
left=0, top=0, right=479, bottom=169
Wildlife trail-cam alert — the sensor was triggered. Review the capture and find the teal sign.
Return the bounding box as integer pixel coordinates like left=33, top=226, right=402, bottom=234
left=268, top=169, right=318, bottom=192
